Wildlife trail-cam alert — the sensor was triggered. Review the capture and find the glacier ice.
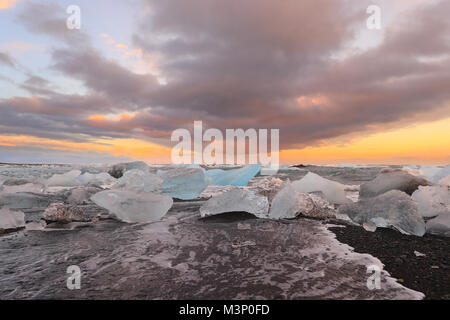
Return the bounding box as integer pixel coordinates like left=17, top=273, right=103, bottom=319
left=411, top=186, right=450, bottom=218
left=360, top=168, right=430, bottom=198
left=160, top=168, right=208, bottom=200
left=108, top=161, right=149, bottom=179
left=291, top=172, right=349, bottom=204
left=426, top=211, right=450, bottom=237
left=77, top=172, right=115, bottom=187
left=0, top=208, right=25, bottom=230
left=67, top=186, right=103, bottom=205
left=1, top=183, right=45, bottom=194
left=205, top=164, right=261, bottom=186
left=269, top=182, right=333, bottom=220
left=439, top=175, right=450, bottom=188
left=0, top=192, right=52, bottom=210
left=46, top=170, right=82, bottom=187
left=420, top=165, right=450, bottom=184
left=200, top=188, right=269, bottom=218
left=113, top=169, right=162, bottom=193
left=338, top=190, right=426, bottom=236
left=91, top=190, right=173, bottom=223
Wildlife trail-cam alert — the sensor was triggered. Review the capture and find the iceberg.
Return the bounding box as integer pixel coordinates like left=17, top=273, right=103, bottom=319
left=160, top=168, right=208, bottom=200
left=76, top=172, right=115, bottom=186
left=338, top=190, right=426, bottom=236
left=113, top=169, right=162, bottom=193
left=420, top=165, right=450, bottom=184
left=439, top=175, right=450, bottom=188
left=426, top=212, right=450, bottom=237
left=412, top=186, right=450, bottom=218
left=46, top=170, right=82, bottom=187
left=200, top=188, right=269, bottom=218
left=0, top=192, right=52, bottom=210
left=0, top=208, right=25, bottom=231
left=108, top=161, right=149, bottom=179
left=291, top=172, right=349, bottom=204
left=360, top=168, right=429, bottom=198
left=269, top=182, right=333, bottom=220
left=67, top=186, right=103, bottom=205
left=91, top=190, right=173, bottom=223
left=205, top=164, right=261, bottom=186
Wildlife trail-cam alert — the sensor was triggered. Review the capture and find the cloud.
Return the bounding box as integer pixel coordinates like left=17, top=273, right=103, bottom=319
left=0, top=0, right=17, bottom=10
left=0, top=52, right=16, bottom=68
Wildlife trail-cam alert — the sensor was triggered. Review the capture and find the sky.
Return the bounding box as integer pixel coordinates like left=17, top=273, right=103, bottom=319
left=0, top=0, right=449, bottom=165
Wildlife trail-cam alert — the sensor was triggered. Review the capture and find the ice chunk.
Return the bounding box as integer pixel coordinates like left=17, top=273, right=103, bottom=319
left=360, top=168, right=430, bottom=198
left=414, top=251, right=426, bottom=257
left=25, top=220, right=47, bottom=231
left=76, top=172, right=115, bottom=186
left=200, top=188, right=269, bottom=218
left=108, top=161, right=149, bottom=179
left=0, top=208, right=25, bottom=230
left=269, top=182, right=333, bottom=220
left=439, top=175, right=450, bottom=188
left=338, top=190, right=426, bottom=236
left=205, top=164, right=261, bottom=186
left=291, top=172, right=349, bottom=204
left=160, top=168, right=208, bottom=200
left=113, top=169, right=162, bottom=193
left=91, top=190, right=173, bottom=223
left=413, top=165, right=450, bottom=184
left=426, top=212, right=450, bottom=237
left=46, top=170, right=81, bottom=187
left=67, top=186, right=102, bottom=205
left=1, top=183, right=45, bottom=194
left=0, top=192, right=52, bottom=210
left=43, top=202, right=95, bottom=223
left=412, top=186, right=450, bottom=218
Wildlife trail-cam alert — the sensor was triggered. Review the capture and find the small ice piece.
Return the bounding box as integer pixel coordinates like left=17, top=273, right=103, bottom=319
left=291, top=172, right=349, bottom=204
left=160, top=168, right=208, bottom=200
left=360, top=168, right=430, bottom=198
left=43, top=202, right=96, bottom=223
left=113, top=169, right=162, bottom=193
left=269, top=182, right=333, bottom=220
left=0, top=208, right=25, bottom=230
left=338, top=190, right=426, bottom=236
left=411, top=186, right=450, bottom=218
left=200, top=188, right=269, bottom=218
left=426, top=211, right=450, bottom=237
left=76, top=172, right=115, bottom=186
left=91, top=190, right=173, bottom=223
left=46, top=170, right=82, bottom=187
left=205, top=164, right=261, bottom=186
left=439, top=175, right=450, bottom=188
left=363, top=221, right=377, bottom=232
left=414, top=251, right=426, bottom=257
left=108, top=161, right=149, bottom=179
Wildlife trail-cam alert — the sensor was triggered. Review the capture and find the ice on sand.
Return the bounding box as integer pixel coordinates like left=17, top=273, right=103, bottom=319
left=412, top=186, right=450, bottom=218
left=160, top=168, right=208, bottom=200
left=67, top=186, right=102, bottom=205
left=205, top=164, right=261, bottom=186
left=108, top=161, right=149, bottom=179
left=91, top=190, right=173, bottom=223
left=113, top=169, right=162, bottom=193
left=291, top=172, right=349, bottom=204
left=77, top=172, right=115, bottom=186
left=338, top=190, right=426, bottom=236
left=269, top=182, right=333, bottom=219
left=200, top=188, right=269, bottom=218
left=0, top=192, right=51, bottom=210
left=360, top=168, right=429, bottom=198
left=0, top=208, right=25, bottom=230
left=439, top=175, right=450, bottom=188
left=420, top=165, right=450, bottom=184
